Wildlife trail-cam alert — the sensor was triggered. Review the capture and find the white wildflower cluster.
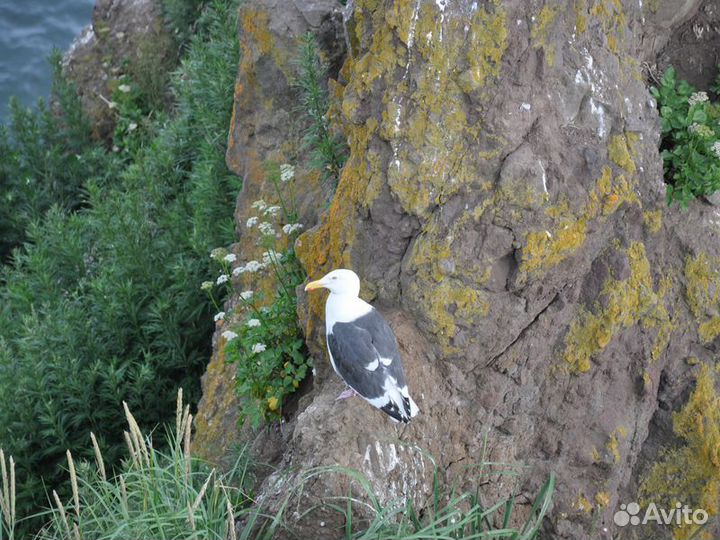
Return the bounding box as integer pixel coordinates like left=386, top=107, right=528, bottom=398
left=713, top=141, right=720, bottom=159
left=246, top=216, right=258, bottom=228
left=264, top=205, right=281, bottom=217
left=262, top=250, right=279, bottom=265
left=251, top=199, right=267, bottom=211
left=689, top=123, right=714, bottom=138
left=280, top=163, right=295, bottom=183
left=214, top=312, right=225, bottom=322
left=282, top=223, right=303, bottom=235
left=224, top=253, right=237, bottom=263
left=247, top=318, right=261, bottom=328
left=688, top=91, right=709, bottom=107
left=258, top=222, right=275, bottom=236
left=251, top=343, right=267, bottom=354
left=210, top=247, right=228, bottom=261
left=216, top=274, right=229, bottom=285
left=222, top=330, right=238, bottom=342
left=233, top=260, right=266, bottom=275
left=240, top=290, right=254, bottom=300
left=200, top=281, right=214, bottom=291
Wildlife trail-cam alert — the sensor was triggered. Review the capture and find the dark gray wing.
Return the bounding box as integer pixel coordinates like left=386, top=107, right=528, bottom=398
left=327, top=309, right=411, bottom=422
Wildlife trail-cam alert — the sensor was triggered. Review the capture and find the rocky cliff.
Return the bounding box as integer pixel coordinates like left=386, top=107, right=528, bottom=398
left=195, top=1, right=720, bottom=538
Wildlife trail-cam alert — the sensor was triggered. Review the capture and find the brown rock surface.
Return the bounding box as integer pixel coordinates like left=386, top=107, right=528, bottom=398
left=196, top=0, right=720, bottom=538
left=63, top=0, right=174, bottom=140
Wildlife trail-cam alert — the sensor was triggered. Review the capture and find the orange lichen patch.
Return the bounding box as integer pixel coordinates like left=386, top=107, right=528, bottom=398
left=238, top=6, right=291, bottom=87
left=640, top=364, right=720, bottom=540
left=685, top=252, right=720, bottom=344
left=241, top=8, right=273, bottom=56
left=562, top=242, right=672, bottom=373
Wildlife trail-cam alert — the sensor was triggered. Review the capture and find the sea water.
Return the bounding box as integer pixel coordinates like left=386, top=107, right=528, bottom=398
left=0, top=0, right=93, bottom=122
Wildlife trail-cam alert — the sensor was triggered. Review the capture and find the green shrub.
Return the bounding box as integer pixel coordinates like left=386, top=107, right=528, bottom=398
left=651, top=66, right=720, bottom=206
left=0, top=0, right=240, bottom=533
left=296, top=33, right=347, bottom=187
left=0, top=51, right=115, bottom=263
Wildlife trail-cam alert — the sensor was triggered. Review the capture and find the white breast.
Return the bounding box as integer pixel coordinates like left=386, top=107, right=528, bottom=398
left=325, top=293, right=372, bottom=331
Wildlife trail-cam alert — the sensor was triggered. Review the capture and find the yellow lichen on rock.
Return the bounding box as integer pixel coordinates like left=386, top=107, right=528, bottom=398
left=521, top=166, right=639, bottom=275
left=563, top=243, right=672, bottom=373
left=640, top=364, right=720, bottom=540
left=590, top=0, right=627, bottom=54
left=595, top=491, right=610, bottom=507
left=523, top=220, right=588, bottom=274
left=531, top=5, right=559, bottom=66
left=403, top=213, right=492, bottom=353
left=684, top=252, right=720, bottom=344
left=574, top=0, right=588, bottom=34
left=642, top=209, right=663, bottom=234
left=463, top=2, right=508, bottom=91
left=606, top=426, right=627, bottom=464
left=608, top=134, right=637, bottom=173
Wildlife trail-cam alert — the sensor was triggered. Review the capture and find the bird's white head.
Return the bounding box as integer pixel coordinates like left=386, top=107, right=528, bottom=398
left=304, top=268, right=361, bottom=297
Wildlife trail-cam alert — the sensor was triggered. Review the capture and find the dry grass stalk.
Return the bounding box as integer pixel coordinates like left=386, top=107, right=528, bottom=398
left=187, top=501, right=196, bottom=531
left=52, top=489, right=71, bottom=539
left=123, top=430, right=139, bottom=467
left=0, top=449, right=15, bottom=531
left=226, top=498, right=237, bottom=540
left=184, top=413, right=192, bottom=486
left=191, top=469, right=215, bottom=513
left=66, top=450, right=80, bottom=518
left=119, top=475, right=129, bottom=515
left=175, top=388, right=183, bottom=441
left=90, top=432, right=107, bottom=481
left=123, top=401, right=150, bottom=468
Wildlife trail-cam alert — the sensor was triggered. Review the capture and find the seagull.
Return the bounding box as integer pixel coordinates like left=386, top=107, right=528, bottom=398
left=305, top=269, right=419, bottom=423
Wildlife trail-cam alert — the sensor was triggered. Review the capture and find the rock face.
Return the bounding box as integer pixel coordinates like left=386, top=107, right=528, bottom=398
left=196, top=0, right=720, bottom=538
left=64, top=0, right=173, bottom=140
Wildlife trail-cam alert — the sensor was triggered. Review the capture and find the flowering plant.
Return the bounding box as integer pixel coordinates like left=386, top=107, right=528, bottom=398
left=202, top=162, right=311, bottom=427
left=651, top=67, right=720, bottom=206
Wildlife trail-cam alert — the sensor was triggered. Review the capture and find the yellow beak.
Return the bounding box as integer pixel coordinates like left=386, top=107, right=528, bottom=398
left=304, top=279, right=326, bottom=292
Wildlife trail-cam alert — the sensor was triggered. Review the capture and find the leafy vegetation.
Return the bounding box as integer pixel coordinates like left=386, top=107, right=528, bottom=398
left=296, top=33, right=347, bottom=187
left=204, top=163, right=311, bottom=428
left=0, top=51, right=115, bottom=263
left=2, top=393, right=250, bottom=540
left=651, top=66, right=720, bottom=206
left=0, top=0, right=240, bottom=533
left=1, top=401, right=554, bottom=540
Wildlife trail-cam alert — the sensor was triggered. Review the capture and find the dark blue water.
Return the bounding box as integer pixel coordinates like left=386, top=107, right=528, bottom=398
left=0, top=0, right=94, bottom=123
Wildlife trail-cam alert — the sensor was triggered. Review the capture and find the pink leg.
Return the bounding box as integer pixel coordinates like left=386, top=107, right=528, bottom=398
left=336, top=388, right=357, bottom=400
